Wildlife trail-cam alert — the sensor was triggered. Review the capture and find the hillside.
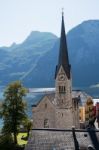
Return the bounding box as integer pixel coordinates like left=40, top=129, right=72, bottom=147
left=0, top=31, right=57, bottom=86
left=0, top=20, right=99, bottom=89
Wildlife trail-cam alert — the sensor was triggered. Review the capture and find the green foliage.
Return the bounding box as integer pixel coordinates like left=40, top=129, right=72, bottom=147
left=0, top=133, right=15, bottom=150
left=0, top=132, right=27, bottom=150
left=17, top=133, right=27, bottom=145
left=0, top=81, right=28, bottom=145
left=22, top=118, right=33, bottom=138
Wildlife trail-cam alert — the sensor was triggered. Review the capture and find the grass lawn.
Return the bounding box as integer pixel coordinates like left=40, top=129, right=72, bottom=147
left=17, top=133, right=27, bottom=145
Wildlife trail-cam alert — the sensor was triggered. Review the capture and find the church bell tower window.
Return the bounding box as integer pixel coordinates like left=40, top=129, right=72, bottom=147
left=59, top=86, right=66, bottom=94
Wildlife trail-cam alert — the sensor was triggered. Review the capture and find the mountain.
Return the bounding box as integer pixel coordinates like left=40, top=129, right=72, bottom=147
left=67, top=20, right=99, bottom=87
left=0, top=31, right=57, bottom=86
left=0, top=20, right=99, bottom=89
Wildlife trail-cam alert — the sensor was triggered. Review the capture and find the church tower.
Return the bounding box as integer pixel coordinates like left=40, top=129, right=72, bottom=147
left=55, top=12, right=74, bottom=128
left=32, top=12, right=79, bottom=130
left=55, top=12, right=72, bottom=108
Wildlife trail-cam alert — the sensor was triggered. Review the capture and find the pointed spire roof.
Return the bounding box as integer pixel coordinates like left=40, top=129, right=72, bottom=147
left=55, top=12, right=71, bottom=79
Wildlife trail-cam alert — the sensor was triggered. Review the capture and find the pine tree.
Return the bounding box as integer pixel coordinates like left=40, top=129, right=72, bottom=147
left=0, top=81, right=27, bottom=145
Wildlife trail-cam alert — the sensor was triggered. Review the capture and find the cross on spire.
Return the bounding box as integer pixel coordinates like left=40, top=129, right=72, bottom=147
left=62, top=8, right=64, bottom=17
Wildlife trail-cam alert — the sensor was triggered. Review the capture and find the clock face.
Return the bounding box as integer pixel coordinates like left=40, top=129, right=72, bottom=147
left=58, top=74, right=65, bottom=81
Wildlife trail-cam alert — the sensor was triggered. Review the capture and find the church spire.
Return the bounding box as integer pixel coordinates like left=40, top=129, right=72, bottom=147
left=55, top=12, right=71, bottom=79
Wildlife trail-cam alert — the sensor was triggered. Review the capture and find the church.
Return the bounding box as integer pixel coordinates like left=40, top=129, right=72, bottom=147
left=32, top=13, right=80, bottom=129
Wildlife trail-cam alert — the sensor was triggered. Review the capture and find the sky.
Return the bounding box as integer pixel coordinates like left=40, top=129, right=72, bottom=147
left=0, top=0, right=99, bottom=46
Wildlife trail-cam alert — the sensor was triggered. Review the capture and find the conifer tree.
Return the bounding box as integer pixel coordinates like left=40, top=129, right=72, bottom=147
left=0, top=81, right=27, bottom=145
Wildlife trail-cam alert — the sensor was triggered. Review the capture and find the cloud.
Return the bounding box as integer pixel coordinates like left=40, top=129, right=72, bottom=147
left=90, top=84, right=99, bottom=88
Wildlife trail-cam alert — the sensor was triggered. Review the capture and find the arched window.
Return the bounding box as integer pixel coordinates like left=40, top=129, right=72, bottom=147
left=59, top=86, right=61, bottom=93
left=45, top=103, right=47, bottom=109
left=44, top=119, right=49, bottom=128
left=64, top=86, right=66, bottom=92
left=59, top=86, right=66, bottom=93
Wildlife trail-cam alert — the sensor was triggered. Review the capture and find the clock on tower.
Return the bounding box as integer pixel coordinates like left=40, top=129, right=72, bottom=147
left=58, top=73, right=65, bottom=81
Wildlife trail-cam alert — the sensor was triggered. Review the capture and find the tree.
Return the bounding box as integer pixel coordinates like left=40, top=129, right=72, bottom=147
left=0, top=81, right=27, bottom=145
left=23, top=119, right=33, bottom=138
left=0, top=133, right=15, bottom=150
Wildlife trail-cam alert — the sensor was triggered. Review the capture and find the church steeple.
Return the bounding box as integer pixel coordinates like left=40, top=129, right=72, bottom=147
left=55, top=12, right=71, bottom=79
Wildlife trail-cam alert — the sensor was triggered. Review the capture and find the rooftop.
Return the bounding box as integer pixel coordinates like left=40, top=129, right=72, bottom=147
left=25, top=128, right=99, bottom=150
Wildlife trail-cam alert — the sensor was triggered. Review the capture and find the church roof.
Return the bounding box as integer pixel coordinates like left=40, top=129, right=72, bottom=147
left=32, top=90, right=88, bottom=107
left=55, top=12, right=71, bottom=79
left=72, top=90, right=90, bottom=106
left=25, top=129, right=99, bottom=150
left=32, top=93, right=55, bottom=107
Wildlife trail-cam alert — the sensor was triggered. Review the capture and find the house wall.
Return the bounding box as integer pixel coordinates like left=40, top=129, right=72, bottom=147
left=32, top=96, right=55, bottom=128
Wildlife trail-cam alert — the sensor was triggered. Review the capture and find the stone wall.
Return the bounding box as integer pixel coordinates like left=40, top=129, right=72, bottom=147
left=55, top=66, right=72, bottom=109
left=55, top=108, right=74, bottom=129
left=32, top=96, right=55, bottom=128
